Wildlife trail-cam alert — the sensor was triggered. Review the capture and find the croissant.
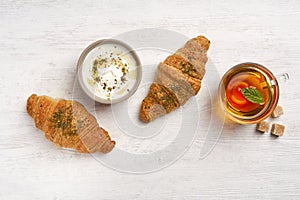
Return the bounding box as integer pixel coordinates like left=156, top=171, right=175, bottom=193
left=26, top=94, right=115, bottom=153
left=140, top=36, right=210, bottom=122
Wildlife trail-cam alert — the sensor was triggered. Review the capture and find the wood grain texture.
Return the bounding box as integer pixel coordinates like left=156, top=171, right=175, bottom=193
left=1, top=0, right=300, bottom=199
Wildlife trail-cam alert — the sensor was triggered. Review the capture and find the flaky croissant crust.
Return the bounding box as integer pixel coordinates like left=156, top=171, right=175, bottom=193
left=27, top=94, right=115, bottom=153
left=140, top=36, right=210, bottom=122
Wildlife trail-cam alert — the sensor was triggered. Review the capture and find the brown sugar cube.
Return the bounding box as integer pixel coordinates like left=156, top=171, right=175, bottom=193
left=256, top=121, right=270, bottom=133
left=271, top=123, right=285, bottom=136
left=271, top=105, right=284, bottom=118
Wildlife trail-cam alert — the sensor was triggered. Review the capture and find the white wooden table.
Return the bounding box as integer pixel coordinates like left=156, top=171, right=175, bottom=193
left=1, top=0, right=300, bottom=199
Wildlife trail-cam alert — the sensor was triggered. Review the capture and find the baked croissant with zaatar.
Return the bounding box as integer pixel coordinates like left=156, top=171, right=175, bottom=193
left=27, top=94, right=115, bottom=153
left=140, top=36, right=210, bottom=122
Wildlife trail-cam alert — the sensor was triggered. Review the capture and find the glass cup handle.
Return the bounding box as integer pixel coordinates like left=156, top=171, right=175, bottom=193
left=275, top=73, right=289, bottom=94
left=276, top=73, right=289, bottom=84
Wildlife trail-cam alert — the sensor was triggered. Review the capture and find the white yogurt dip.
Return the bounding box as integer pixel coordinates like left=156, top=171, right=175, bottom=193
left=78, top=39, right=142, bottom=104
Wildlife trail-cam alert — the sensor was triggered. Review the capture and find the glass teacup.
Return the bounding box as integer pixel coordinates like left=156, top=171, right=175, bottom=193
left=218, top=62, right=288, bottom=124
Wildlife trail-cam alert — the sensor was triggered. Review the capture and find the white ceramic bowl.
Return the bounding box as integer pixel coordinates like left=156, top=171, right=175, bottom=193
left=77, top=39, right=142, bottom=104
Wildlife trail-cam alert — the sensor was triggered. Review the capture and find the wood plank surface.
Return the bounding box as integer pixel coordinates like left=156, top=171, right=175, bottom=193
left=0, top=0, right=300, bottom=199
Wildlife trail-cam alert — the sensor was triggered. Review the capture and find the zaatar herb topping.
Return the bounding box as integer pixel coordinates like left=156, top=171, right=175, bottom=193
left=89, top=51, right=131, bottom=100
left=51, top=107, right=77, bottom=136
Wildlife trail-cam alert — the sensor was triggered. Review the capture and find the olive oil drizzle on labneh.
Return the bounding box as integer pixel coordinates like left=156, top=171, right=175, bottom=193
left=88, top=49, right=131, bottom=100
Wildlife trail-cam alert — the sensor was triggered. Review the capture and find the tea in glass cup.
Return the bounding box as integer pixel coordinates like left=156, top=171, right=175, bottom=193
left=218, top=62, right=282, bottom=124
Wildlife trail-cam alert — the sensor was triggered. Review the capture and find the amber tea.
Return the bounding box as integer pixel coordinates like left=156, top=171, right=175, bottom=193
left=219, top=63, right=280, bottom=124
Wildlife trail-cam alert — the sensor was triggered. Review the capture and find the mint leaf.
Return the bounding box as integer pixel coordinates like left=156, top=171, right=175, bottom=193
left=241, top=88, right=264, bottom=104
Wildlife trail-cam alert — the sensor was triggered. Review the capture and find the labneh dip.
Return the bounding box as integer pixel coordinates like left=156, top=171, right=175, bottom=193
left=77, top=39, right=142, bottom=104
